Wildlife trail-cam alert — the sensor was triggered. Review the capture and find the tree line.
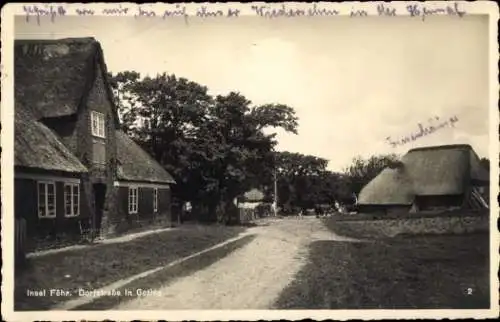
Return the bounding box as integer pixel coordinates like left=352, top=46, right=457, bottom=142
left=108, top=71, right=490, bottom=222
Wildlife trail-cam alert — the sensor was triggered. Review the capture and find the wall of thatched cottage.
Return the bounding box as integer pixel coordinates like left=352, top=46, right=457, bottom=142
left=112, top=185, right=172, bottom=233
left=84, top=60, right=121, bottom=235
left=14, top=170, right=90, bottom=251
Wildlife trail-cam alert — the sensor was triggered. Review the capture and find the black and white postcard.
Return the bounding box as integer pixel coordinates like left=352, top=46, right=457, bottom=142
left=1, top=1, right=499, bottom=321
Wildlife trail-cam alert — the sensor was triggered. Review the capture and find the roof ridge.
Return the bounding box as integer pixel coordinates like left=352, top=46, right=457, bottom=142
left=15, top=37, right=97, bottom=44
left=407, top=144, right=473, bottom=153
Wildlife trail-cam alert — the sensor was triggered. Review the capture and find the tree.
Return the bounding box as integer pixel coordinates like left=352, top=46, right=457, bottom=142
left=108, top=72, right=298, bottom=223
left=343, top=154, right=401, bottom=196
left=266, top=151, right=350, bottom=212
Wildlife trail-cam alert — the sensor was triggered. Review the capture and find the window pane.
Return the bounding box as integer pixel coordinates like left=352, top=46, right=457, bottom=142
left=48, top=198, right=55, bottom=208
left=47, top=183, right=55, bottom=195
left=73, top=204, right=79, bottom=215
left=100, top=116, right=105, bottom=137
left=38, top=183, right=46, bottom=197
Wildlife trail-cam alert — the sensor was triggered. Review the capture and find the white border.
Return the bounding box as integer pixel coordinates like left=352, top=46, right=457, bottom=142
left=2, top=1, right=499, bottom=320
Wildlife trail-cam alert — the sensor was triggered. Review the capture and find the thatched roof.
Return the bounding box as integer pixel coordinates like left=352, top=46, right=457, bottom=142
left=14, top=37, right=119, bottom=125
left=116, top=131, right=175, bottom=184
left=14, top=106, right=88, bottom=173
left=242, top=188, right=265, bottom=202
left=357, top=168, right=414, bottom=205
left=358, top=144, right=489, bottom=205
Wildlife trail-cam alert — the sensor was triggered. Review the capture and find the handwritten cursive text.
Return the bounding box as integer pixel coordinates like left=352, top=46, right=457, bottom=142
left=23, top=5, right=67, bottom=25
left=406, top=2, right=466, bottom=21
left=386, top=115, right=460, bottom=148
left=21, top=2, right=469, bottom=26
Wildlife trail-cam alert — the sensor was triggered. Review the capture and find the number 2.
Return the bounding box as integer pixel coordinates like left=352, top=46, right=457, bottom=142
left=467, top=288, right=473, bottom=295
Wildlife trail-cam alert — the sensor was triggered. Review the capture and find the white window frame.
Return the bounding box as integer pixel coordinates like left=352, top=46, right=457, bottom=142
left=64, top=183, right=80, bottom=217
left=128, top=186, right=138, bottom=214
left=153, top=188, right=158, bottom=213
left=91, top=111, right=106, bottom=138
left=37, top=181, right=56, bottom=219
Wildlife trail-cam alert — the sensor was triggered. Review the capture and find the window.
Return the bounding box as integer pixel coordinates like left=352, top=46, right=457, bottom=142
left=91, top=111, right=106, bottom=138
left=153, top=188, right=158, bottom=212
left=128, top=187, right=138, bottom=214
left=64, top=183, right=80, bottom=217
left=92, top=140, right=106, bottom=165
left=38, top=181, right=56, bottom=218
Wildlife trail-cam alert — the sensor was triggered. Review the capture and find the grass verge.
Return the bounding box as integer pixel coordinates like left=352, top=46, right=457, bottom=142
left=74, top=234, right=256, bottom=310
left=274, top=233, right=490, bottom=309
left=15, top=225, right=246, bottom=310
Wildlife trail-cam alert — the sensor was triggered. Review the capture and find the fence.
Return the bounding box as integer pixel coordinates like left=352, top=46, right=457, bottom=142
left=15, top=217, right=27, bottom=265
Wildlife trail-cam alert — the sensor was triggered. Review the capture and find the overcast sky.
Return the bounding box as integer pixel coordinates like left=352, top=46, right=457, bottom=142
left=14, top=13, right=490, bottom=171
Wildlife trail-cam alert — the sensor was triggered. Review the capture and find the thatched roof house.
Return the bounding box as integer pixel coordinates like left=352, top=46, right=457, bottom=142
left=242, top=188, right=265, bottom=203
left=13, top=37, right=176, bottom=246
left=358, top=144, right=489, bottom=212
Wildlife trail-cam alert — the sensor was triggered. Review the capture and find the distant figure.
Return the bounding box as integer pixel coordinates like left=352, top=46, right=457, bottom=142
left=298, top=209, right=304, bottom=219
left=271, top=202, right=277, bottom=217
left=334, top=200, right=341, bottom=212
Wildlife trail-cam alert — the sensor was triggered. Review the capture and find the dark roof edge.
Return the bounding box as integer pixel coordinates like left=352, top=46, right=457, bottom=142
left=15, top=37, right=97, bottom=45
left=407, top=144, right=473, bottom=153
left=14, top=165, right=88, bottom=176
left=96, top=44, right=121, bottom=129
left=115, top=178, right=176, bottom=185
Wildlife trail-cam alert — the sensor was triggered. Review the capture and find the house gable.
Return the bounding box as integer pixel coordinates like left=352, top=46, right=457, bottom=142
left=72, top=40, right=121, bottom=178
left=14, top=38, right=121, bottom=163
left=358, top=144, right=487, bottom=207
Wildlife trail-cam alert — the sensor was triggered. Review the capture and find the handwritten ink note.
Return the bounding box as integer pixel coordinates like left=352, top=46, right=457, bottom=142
left=385, top=115, right=460, bottom=148
left=251, top=4, right=340, bottom=18
left=21, top=2, right=467, bottom=26
left=406, top=2, right=466, bottom=21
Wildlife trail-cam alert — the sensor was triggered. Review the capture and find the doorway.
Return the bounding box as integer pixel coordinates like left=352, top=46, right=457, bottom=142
left=93, top=183, right=107, bottom=235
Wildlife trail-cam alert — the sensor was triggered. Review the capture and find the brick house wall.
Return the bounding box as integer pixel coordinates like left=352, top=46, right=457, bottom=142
left=82, top=58, right=120, bottom=236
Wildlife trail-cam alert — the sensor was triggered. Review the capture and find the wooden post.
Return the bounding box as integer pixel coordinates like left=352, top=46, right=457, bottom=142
left=274, top=168, right=278, bottom=217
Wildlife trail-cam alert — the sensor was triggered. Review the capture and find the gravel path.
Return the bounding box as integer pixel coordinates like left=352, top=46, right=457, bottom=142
left=114, top=216, right=352, bottom=310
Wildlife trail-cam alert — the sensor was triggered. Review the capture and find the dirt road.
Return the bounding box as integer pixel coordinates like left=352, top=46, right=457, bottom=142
left=114, top=216, right=357, bottom=310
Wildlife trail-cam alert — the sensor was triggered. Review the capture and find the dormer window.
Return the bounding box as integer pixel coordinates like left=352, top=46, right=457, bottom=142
left=91, top=111, right=106, bottom=138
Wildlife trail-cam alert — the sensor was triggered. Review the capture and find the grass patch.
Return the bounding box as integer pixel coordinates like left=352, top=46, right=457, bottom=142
left=73, top=234, right=256, bottom=310
left=326, top=209, right=488, bottom=222
left=274, top=233, right=490, bottom=309
left=322, top=215, right=488, bottom=239
left=15, top=225, right=246, bottom=310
